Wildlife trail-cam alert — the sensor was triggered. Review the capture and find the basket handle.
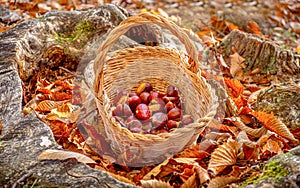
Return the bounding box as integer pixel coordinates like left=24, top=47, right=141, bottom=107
left=94, top=12, right=199, bottom=97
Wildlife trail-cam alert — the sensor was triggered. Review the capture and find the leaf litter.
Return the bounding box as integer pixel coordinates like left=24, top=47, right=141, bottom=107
left=1, top=0, right=298, bottom=187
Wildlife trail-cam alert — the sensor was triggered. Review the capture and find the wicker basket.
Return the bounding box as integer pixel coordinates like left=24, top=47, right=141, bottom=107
left=93, top=12, right=218, bottom=166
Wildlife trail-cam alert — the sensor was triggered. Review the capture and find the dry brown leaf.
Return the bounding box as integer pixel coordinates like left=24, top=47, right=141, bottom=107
left=106, top=171, right=136, bottom=185
left=251, top=111, right=298, bottom=142
left=195, top=165, right=210, bottom=184
left=143, top=158, right=199, bottom=180
left=141, top=179, right=173, bottom=188
left=208, top=165, right=248, bottom=188
left=208, top=176, right=239, bottom=188
left=229, top=52, right=245, bottom=77
left=208, top=140, right=239, bottom=176
left=262, top=138, right=282, bottom=154
left=247, top=21, right=263, bottom=36
left=224, top=78, right=245, bottom=98
left=181, top=171, right=197, bottom=188
left=35, top=100, right=64, bottom=112
left=38, top=149, right=96, bottom=164
left=229, top=117, right=268, bottom=138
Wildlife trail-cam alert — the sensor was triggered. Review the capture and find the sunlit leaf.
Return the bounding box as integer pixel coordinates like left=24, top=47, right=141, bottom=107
left=208, top=176, right=239, bottom=188
left=176, top=144, right=210, bottom=159
left=262, top=138, right=282, bottom=154
left=229, top=52, right=245, bottom=78
left=51, top=91, right=72, bottom=101
left=141, top=180, right=172, bottom=188
left=228, top=117, right=268, bottom=138
left=233, top=95, right=247, bottom=110
left=54, top=80, right=74, bottom=90
left=251, top=111, right=298, bottom=142
left=208, top=140, right=239, bottom=176
left=35, top=100, right=64, bottom=112
left=224, top=78, right=245, bottom=98
left=38, top=149, right=96, bottom=164
left=247, top=21, right=263, bottom=36
left=181, top=171, right=198, bottom=188
left=107, top=172, right=136, bottom=185
left=208, top=165, right=248, bottom=188
left=195, top=165, right=210, bottom=184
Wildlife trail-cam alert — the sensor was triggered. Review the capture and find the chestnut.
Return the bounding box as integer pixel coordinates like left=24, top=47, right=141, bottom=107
left=140, top=92, right=150, bottom=104
left=142, top=121, right=152, bottom=133
left=165, top=101, right=175, bottom=112
left=136, top=82, right=153, bottom=95
left=176, top=99, right=184, bottom=109
left=129, top=92, right=138, bottom=97
left=149, top=91, right=164, bottom=101
left=125, top=115, right=137, bottom=123
left=166, top=85, right=179, bottom=97
left=181, top=115, right=194, bottom=126
left=127, top=119, right=143, bottom=130
left=152, top=112, right=168, bottom=129
left=167, top=107, right=182, bottom=120
left=135, top=104, right=151, bottom=120
left=112, top=104, right=132, bottom=117
left=148, top=98, right=165, bottom=114
left=163, top=96, right=179, bottom=104
left=167, top=120, right=180, bottom=129
left=112, top=104, right=124, bottom=116
left=130, top=127, right=146, bottom=134
left=113, top=90, right=127, bottom=106
left=114, top=116, right=127, bottom=128
left=123, top=104, right=133, bottom=117
left=127, top=95, right=141, bottom=112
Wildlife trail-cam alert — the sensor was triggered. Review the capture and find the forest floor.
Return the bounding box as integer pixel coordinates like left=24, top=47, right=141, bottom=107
left=1, top=0, right=300, bottom=187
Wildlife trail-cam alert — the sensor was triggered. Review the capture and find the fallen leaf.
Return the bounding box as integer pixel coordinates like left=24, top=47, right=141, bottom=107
left=229, top=52, right=245, bottom=77
left=229, top=117, right=268, bottom=138
left=35, top=100, right=64, bottom=112
left=38, top=149, right=96, bottom=164
left=208, top=175, right=239, bottom=188
left=251, top=111, right=298, bottom=142
left=208, top=140, right=239, bottom=176
left=141, top=180, right=172, bottom=188
left=224, top=78, right=245, bottom=98
left=247, top=21, right=263, bottom=36
left=262, top=138, right=282, bottom=154
left=181, top=171, right=198, bottom=188
left=195, top=165, right=210, bottom=184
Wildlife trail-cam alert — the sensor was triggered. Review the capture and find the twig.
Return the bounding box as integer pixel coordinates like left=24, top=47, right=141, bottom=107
left=11, top=172, right=33, bottom=188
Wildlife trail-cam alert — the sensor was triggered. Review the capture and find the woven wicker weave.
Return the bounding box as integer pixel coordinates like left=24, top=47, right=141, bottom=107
left=93, top=12, right=218, bottom=166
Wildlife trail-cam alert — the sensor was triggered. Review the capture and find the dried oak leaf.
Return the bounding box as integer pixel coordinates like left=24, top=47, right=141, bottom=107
left=251, top=111, right=298, bottom=142
left=208, top=140, right=239, bottom=176
left=38, top=149, right=96, bottom=164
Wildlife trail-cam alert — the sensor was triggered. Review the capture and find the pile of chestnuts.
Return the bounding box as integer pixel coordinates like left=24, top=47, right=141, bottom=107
left=112, top=82, right=194, bottom=134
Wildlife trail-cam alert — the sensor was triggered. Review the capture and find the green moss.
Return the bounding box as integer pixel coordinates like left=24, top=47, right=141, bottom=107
left=53, top=20, right=95, bottom=48
left=267, top=55, right=276, bottom=74
left=239, top=160, right=288, bottom=187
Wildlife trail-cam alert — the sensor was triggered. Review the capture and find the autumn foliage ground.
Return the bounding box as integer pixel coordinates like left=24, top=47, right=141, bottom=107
left=1, top=0, right=300, bottom=187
